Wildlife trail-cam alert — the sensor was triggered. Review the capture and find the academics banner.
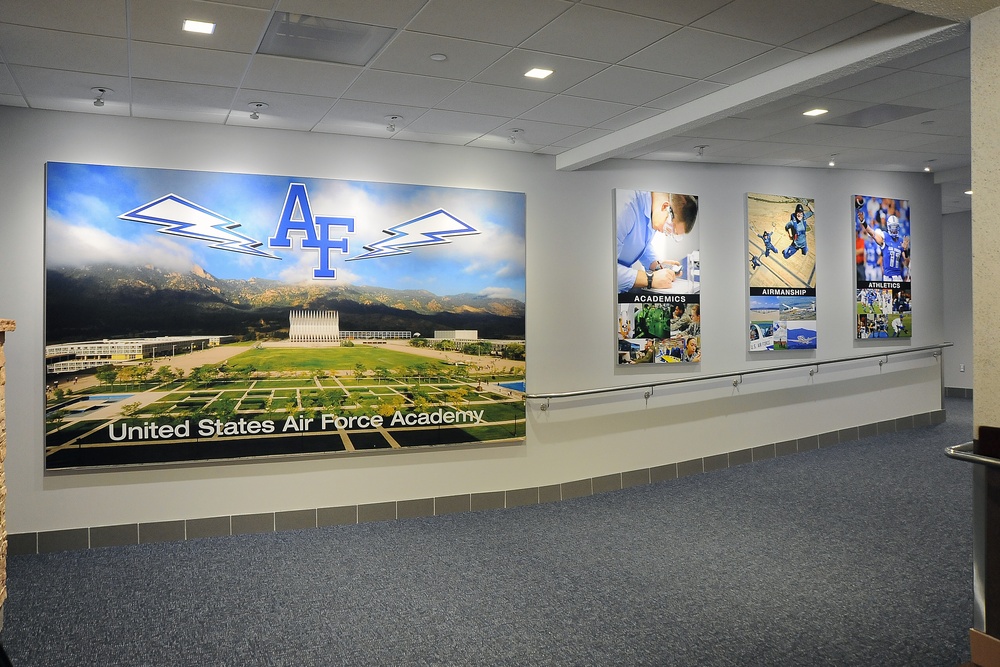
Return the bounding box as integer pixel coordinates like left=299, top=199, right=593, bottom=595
left=44, top=162, right=526, bottom=469
left=615, top=189, right=701, bottom=364
left=746, top=193, right=817, bottom=351
left=854, top=195, right=911, bottom=339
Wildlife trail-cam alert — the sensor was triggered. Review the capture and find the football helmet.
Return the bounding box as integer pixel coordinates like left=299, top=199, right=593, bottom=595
left=886, top=215, right=900, bottom=238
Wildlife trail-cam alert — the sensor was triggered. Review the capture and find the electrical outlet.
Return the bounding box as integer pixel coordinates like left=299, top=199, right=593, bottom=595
left=960, top=364, right=966, bottom=372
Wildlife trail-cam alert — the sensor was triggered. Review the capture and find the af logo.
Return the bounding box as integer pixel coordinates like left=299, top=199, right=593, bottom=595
left=268, top=183, right=354, bottom=279
left=122, top=181, right=479, bottom=280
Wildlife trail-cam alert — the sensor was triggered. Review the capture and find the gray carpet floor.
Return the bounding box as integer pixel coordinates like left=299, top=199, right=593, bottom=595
left=1, top=397, right=975, bottom=666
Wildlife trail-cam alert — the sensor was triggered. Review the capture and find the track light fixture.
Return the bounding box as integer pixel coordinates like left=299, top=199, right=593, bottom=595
left=385, top=115, right=403, bottom=132
left=248, top=102, right=268, bottom=120
left=508, top=128, right=523, bottom=145
left=694, top=145, right=707, bottom=158
left=92, top=87, right=112, bottom=107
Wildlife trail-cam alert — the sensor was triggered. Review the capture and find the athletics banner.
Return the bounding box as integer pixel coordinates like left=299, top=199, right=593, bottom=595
left=746, top=193, right=817, bottom=351
left=44, top=162, right=526, bottom=469
left=854, top=195, right=911, bottom=339
left=615, top=189, right=701, bottom=364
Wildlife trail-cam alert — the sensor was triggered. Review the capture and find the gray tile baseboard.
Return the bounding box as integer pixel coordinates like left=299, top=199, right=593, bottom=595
left=8, top=407, right=947, bottom=555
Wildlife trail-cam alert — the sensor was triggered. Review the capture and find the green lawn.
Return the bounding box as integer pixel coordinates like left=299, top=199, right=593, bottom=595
left=229, top=347, right=452, bottom=372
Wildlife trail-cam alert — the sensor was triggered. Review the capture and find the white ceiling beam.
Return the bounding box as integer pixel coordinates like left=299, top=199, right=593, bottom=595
left=556, top=13, right=966, bottom=171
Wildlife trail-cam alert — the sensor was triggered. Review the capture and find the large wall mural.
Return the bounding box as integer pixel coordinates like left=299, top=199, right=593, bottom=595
left=44, top=163, right=526, bottom=469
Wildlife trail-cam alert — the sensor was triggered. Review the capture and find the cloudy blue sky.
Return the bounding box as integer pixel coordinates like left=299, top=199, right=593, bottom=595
left=46, top=162, right=526, bottom=301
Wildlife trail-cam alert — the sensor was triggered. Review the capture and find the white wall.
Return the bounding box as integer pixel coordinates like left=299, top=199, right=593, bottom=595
left=942, top=210, right=973, bottom=389
left=0, top=107, right=946, bottom=533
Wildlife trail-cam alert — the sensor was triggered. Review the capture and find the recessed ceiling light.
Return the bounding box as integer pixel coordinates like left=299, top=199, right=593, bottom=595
left=966, top=190, right=973, bottom=195
left=525, top=68, right=553, bottom=79
left=183, top=19, right=216, bottom=34
left=429, top=53, right=447, bottom=61
left=803, top=108, right=828, bottom=117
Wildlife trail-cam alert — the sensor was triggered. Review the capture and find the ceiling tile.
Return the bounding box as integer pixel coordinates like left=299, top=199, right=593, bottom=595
left=0, top=24, right=127, bottom=75
left=276, top=0, right=427, bottom=25
left=892, top=79, right=969, bottom=110
left=232, top=89, right=336, bottom=124
left=801, top=66, right=896, bottom=97
left=131, top=42, right=251, bottom=87
left=8, top=65, right=130, bottom=108
left=473, top=49, right=608, bottom=93
left=314, top=99, right=430, bottom=137
left=622, top=27, right=772, bottom=79
left=552, top=127, right=613, bottom=148
left=517, top=95, right=632, bottom=126
left=342, top=70, right=463, bottom=107
left=467, top=134, right=543, bottom=151
left=910, top=48, right=970, bottom=77
left=692, top=0, right=876, bottom=45
left=520, top=4, right=679, bottom=63
left=242, top=55, right=361, bottom=98
left=0, top=93, right=27, bottom=107
left=826, top=69, right=965, bottom=103
left=488, top=119, right=582, bottom=145
left=370, top=31, right=511, bottom=79
left=880, top=31, right=969, bottom=70
left=133, top=106, right=229, bottom=124
left=393, top=129, right=472, bottom=146
left=565, top=66, right=692, bottom=105
left=131, top=78, right=237, bottom=113
left=874, top=108, right=970, bottom=136
left=707, top=47, right=805, bottom=85
left=597, top=106, right=665, bottom=131
left=436, top=82, right=551, bottom=117
left=0, top=0, right=127, bottom=37
left=406, top=0, right=572, bottom=46
left=406, top=108, right=508, bottom=135
left=782, top=5, right=911, bottom=53
left=581, top=0, right=732, bottom=25
left=759, top=122, right=857, bottom=146
left=129, top=0, right=270, bottom=52
left=0, top=64, right=18, bottom=95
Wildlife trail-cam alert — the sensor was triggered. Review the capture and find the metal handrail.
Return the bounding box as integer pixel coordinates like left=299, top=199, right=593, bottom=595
left=945, top=442, right=1000, bottom=470
left=528, top=342, right=951, bottom=410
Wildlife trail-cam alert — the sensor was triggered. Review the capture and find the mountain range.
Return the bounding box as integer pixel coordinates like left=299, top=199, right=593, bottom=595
left=46, top=264, right=525, bottom=344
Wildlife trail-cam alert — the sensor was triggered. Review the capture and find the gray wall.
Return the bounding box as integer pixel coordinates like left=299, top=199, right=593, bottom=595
left=942, top=210, right=973, bottom=390
left=0, top=107, right=947, bottom=533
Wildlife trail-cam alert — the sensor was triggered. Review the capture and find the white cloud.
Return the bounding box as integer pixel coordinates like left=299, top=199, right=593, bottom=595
left=46, top=215, right=195, bottom=271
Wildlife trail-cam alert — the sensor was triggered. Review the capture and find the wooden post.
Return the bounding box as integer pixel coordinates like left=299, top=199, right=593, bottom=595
left=0, top=319, right=14, bottom=627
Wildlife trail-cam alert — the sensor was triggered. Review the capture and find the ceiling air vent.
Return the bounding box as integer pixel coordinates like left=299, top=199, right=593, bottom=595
left=258, top=13, right=395, bottom=66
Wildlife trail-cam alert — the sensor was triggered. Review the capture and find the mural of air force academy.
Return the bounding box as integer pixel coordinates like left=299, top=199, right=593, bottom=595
left=854, top=195, right=911, bottom=339
left=615, top=189, right=701, bottom=364
left=43, top=162, right=526, bottom=470
left=746, top=193, right=817, bottom=351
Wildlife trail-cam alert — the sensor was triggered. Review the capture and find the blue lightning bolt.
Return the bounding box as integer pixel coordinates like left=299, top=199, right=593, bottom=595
left=348, top=208, right=478, bottom=261
left=120, top=194, right=278, bottom=260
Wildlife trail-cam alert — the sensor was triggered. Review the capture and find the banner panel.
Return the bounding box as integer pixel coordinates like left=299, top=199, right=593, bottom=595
left=615, top=189, right=701, bottom=364
left=854, top=194, right=911, bottom=339
left=747, top=193, right=817, bottom=351
left=44, top=162, right=526, bottom=469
